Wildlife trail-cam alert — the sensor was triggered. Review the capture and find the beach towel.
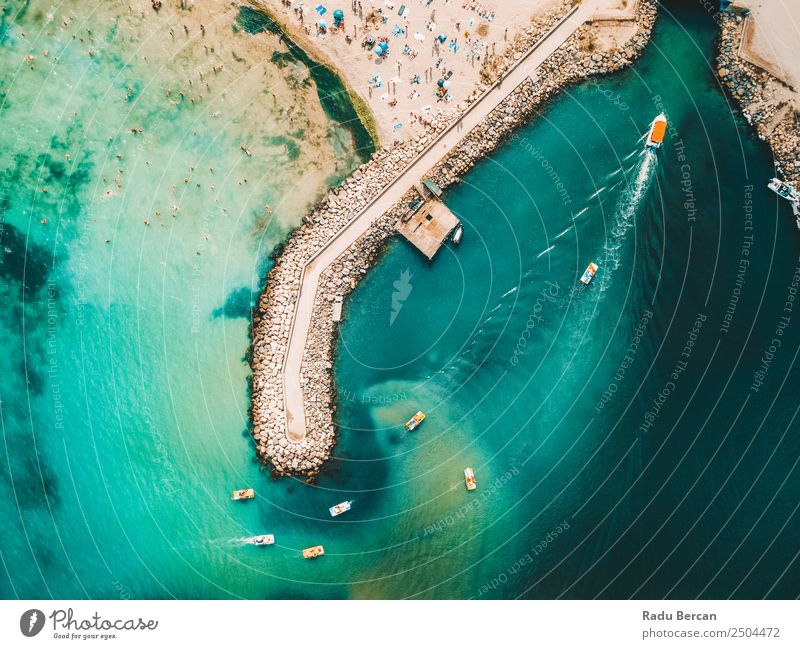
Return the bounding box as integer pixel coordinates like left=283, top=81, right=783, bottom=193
left=315, top=5, right=326, bottom=15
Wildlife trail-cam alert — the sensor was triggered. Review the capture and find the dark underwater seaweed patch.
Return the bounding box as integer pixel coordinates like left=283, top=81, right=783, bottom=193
left=0, top=221, right=50, bottom=297
left=212, top=286, right=255, bottom=319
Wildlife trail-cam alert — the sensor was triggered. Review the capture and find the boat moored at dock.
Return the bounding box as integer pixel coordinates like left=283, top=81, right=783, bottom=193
left=579, top=262, right=599, bottom=285
left=768, top=178, right=800, bottom=227
left=768, top=178, right=799, bottom=203
left=231, top=488, right=255, bottom=500
left=302, top=545, right=325, bottom=559
left=464, top=467, right=477, bottom=491
left=645, top=113, right=667, bottom=148
left=405, top=411, right=426, bottom=430
left=329, top=500, right=353, bottom=517
left=452, top=224, right=463, bottom=244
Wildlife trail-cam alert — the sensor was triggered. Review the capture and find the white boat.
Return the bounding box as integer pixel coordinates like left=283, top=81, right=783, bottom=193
left=579, top=262, right=598, bottom=285
left=645, top=113, right=667, bottom=149
left=329, top=500, right=352, bottom=517
left=231, top=488, right=255, bottom=500
left=247, top=534, right=275, bottom=546
left=464, top=467, right=477, bottom=491
left=768, top=178, right=799, bottom=203
left=452, top=224, right=463, bottom=244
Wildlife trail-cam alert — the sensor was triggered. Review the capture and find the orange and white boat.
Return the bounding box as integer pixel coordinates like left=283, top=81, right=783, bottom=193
left=646, top=113, right=667, bottom=149
left=579, top=262, right=598, bottom=285
left=302, top=545, right=325, bottom=559
left=464, top=467, right=477, bottom=491
left=405, top=411, right=426, bottom=431
left=231, top=488, right=255, bottom=500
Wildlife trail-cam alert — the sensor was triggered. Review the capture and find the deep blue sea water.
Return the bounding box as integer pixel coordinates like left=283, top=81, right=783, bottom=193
left=1, top=1, right=798, bottom=599
left=330, top=3, right=800, bottom=598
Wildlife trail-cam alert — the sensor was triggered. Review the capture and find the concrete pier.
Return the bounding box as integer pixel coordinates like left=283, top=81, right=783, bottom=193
left=249, top=0, right=658, bottom=477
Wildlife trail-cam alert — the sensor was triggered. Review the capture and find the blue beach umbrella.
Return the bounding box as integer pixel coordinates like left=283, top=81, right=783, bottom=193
left=379, top=41, right=389, bottom=52
left=374, top=46, right=383, bottom=55
left=333, top=9, right=345, bottom=23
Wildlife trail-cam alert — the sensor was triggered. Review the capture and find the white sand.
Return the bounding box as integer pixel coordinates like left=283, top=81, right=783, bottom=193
left=257, top=0, right=634, bottom=143
left=737, top=0, right=800, bottom=92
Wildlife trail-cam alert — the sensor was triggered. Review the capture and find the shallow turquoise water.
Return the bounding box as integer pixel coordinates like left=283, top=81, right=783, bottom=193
left=0, top=2, right=362, bottom=599
left=2, top=2, right=799, bottom=599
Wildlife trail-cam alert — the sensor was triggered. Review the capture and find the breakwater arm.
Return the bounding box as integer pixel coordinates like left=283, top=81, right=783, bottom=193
left=250, top=0, right=658, bottom=478
left=716, top=10, right=800, bottom=190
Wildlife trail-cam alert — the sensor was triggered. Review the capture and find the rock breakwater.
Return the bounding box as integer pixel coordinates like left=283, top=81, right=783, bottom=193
left=250, top=0, right=658, bottom=478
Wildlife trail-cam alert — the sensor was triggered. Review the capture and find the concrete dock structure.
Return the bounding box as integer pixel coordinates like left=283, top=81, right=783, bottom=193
left=395, top=188, right=460, bottom=260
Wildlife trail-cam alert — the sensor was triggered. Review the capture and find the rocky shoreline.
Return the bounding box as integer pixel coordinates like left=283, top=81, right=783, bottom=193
left=249, top=0, right=658, bottom=479
left=716, top=11, right=800, bottom=188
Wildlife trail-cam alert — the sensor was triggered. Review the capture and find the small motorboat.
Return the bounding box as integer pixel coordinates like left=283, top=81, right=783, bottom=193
left=231, top=488, right=255, bottom=501
left=645, top=113, right=667, bottom=149
left=247, top=534, right=275, bottom=546
left=452, top=224, right=463, bottom=244
left=768, top=178, right=799, bottom=203
left=579, top=262, right=599, bottom=285
left=464, top=467, right=477, bottom=491
left=329, top=500, right=353, bottom=517
left=405, top=411, right=426, bottom=430
left=302, top=545, right=325, bottom=559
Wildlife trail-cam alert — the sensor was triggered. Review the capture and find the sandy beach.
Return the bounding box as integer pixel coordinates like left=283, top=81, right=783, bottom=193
left=736, top=0, right=800, bottom=93
left=253, top=0, right=643, bottom=143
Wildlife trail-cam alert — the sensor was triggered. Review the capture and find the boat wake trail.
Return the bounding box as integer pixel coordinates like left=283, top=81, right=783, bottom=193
left=604, top=148, right=657, bottom=272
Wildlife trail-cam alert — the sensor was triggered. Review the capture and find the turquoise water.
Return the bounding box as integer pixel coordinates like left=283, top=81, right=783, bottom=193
left=0, top=2, right=363, bottom=598
left=2, top=1, right=799, bottom=599
left=331, top=3, right=800, bottom=598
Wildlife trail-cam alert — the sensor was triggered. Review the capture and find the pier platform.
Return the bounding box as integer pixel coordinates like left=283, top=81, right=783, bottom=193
left=395, top=198, right=460, bottom=260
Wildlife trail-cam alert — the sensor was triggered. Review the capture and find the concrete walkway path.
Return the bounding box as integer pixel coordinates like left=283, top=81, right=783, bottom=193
left=283, top=1, right=607, bottom=441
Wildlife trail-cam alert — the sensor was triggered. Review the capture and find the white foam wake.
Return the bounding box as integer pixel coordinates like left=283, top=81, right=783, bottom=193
left=604, top=148, right=657, bottom=271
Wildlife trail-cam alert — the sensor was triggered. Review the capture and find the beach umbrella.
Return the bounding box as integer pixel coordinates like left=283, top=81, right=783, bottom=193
left=443, top=80, right=451, bottom=89
left=319, top=19, right=327, bottom=28
left=379, top=41, right=389, bottom=52
left=333, top=9, right=344, bottom=24
left=374, top=46, right=383, bottom=56
left=438, top=34, right=447, bottom=43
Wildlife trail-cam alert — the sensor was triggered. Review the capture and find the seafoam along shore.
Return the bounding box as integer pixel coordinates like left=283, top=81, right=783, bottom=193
left=716, top=12, right=800, bottom=190
left=249, top=0, right=658, bottom=479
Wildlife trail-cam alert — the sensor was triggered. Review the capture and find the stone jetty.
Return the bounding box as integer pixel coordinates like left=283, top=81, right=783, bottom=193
left=249, top=0, right=658, bottom=479
left=716, top=12, right=800, bottom=188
